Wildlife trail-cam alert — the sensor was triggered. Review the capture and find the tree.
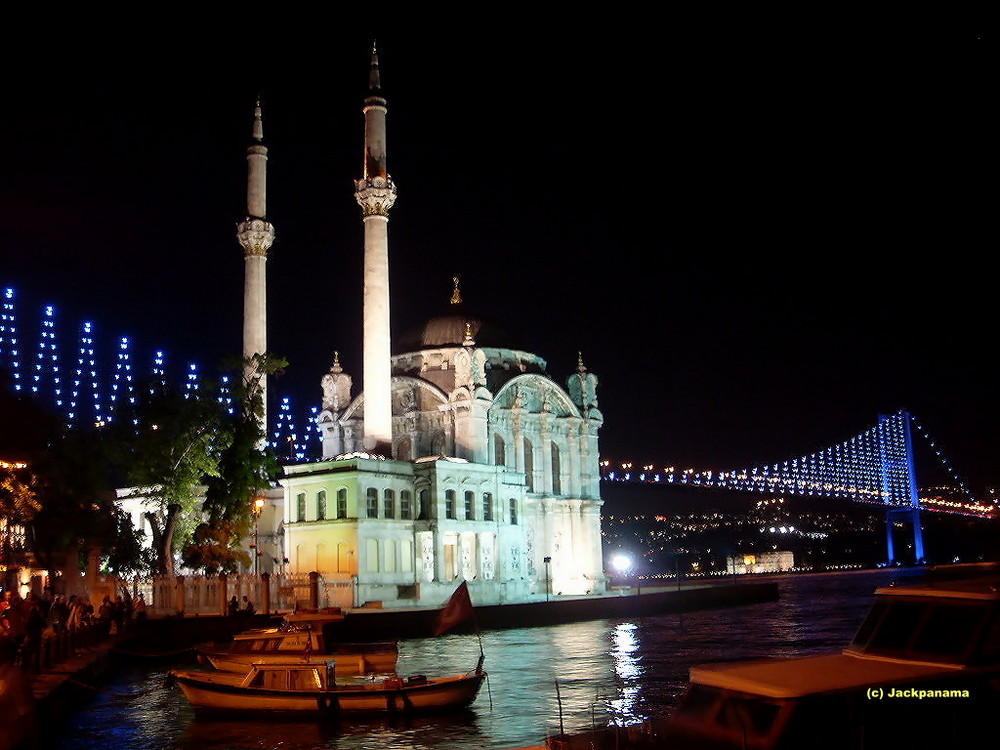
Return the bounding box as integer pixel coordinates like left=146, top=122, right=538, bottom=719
left=183, top=354, right=285, bottom=574
left=111, top=383, right=229, bottom=577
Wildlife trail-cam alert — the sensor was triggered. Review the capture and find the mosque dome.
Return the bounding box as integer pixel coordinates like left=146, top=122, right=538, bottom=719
left=393, top=304, right=514, bottom=354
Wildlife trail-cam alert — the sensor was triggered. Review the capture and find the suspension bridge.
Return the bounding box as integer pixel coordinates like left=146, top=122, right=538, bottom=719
left=601, top=410, right=994, bottom=563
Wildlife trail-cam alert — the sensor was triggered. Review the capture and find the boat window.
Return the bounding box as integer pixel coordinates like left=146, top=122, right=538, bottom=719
left=250, top=639, right=266, bottom=652
left=912, top=604, right=986, bottom=661
left=976, top=609, right=1000, bottom=663
left=263, top=670, right=286, bottom=689
left=868, top=601, right=927, bottom=651
left=850, top=600, right=888, bottom=649
left=288, top=669, right=320, bottom=691
left=713, top=692, right=781, bottom=740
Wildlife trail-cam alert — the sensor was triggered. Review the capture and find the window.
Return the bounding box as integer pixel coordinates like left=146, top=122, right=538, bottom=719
left=383, top=489, right=395, bottom=519
left=482, top=493, right=493, bottom=521
left=551, top=442, right=561, bottom=495
left=336, top=488, right=348, bottom=519
left=400, top=490, right=412, bottom=520
left=296, top=492, right=306, bottom=522
left=494, top=434, right=506, bottom=466
left=524, top=438, right=534, bottom=492
left=509, top=498, right=518, bottom=525
left=464, top=491, right=475, bottom=520
left=366, top=488, right=378, bottom=518
left=316, top=490, right=327, bottom=520
left=445, top=490, right=456, bottom=519
left=418, top=489, right=429, bottom=520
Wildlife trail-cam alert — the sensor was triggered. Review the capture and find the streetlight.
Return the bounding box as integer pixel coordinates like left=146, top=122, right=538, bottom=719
left=252, top=496, right=265, bottom=575
left=611, top=553, right=633, bottom=594
left=543, top=556, right=552, bottom=602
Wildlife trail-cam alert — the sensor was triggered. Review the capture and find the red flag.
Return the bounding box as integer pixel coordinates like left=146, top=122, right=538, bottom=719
left=433, top=581, right=474, bottom=636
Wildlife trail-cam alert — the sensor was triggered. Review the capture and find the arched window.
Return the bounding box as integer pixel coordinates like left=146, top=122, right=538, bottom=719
left=445, top=490, right=456, bottom=519
left=366, top=488, right=378, bottom=518
left=494, top=434, right=506, bottom=467
left=396, top=437, right=412, bottom=461
left=400, top=490, right=412, bottom=519
left=316, top=490, right=327, bottom=520
left=509, top=498, right=518, bottom=525
left=464, top=491, right=475, bottom=521
left=417, top=488, right=430, bottom=520
left=524, top=438, right=534, bottom=492
left=383, top=489, right=395, bottom=519
left=551, top=441, right=561, bottom=495
left=296, top=492, right=306, bottom=522
left=482, top=493, right=493, bottom=521
left=336, top=488, right=348, bottom=519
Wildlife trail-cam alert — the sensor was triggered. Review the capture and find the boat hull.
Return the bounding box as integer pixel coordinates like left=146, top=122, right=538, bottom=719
left=171, top=669, right=485, bottom=715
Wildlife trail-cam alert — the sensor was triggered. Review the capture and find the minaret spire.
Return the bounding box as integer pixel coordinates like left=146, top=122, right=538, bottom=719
left=236, top=98, right=275, bottom=436
left=355, top=43, right=397, bottom=452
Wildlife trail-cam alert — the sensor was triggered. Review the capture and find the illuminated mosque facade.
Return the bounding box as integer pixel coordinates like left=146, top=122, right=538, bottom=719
left=244, top=49, right=608, bottom=607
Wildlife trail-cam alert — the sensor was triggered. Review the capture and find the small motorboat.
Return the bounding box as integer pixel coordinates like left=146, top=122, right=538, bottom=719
left=169, top=661, right=486, bottom=715
left=198, top=610, right=398, bottom=675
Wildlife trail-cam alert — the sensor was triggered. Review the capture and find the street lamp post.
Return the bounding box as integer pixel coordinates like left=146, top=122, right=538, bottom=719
left=543, top=556, right=552, bottom=602
left=252, top=497, right=265, bottom=575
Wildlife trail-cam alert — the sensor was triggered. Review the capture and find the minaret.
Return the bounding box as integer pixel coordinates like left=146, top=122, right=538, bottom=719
left=354, top=43, right=397, bottom=452
left=236, top=101, right=275, bottom=431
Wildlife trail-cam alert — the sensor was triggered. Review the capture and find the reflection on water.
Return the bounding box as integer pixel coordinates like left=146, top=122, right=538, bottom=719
left=44, top=569, right=913, bottom=749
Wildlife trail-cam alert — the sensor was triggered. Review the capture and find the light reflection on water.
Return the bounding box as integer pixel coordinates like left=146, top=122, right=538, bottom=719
left=43, top=569, right=914, bottom=749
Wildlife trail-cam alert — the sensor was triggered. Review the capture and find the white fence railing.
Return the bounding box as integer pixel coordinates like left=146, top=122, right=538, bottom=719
left=124, top=572, right=351, bottom=617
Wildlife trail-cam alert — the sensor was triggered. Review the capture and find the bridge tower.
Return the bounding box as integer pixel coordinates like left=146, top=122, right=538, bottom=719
left=881, top=411, right=925, bottom=564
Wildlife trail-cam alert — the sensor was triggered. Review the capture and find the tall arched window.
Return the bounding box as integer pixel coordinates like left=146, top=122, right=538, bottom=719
left=494, top=434, right=506, bottom=467
left=296, top=492, right=306, bottom=522
left=509, top=498, right=518, bottom=525
left=400, top=490, right=412, bottom=519
left=445, top=490, right=456, bottom=519
left=317, top=490, right=327, bottom=520
left=524, top=438, right=534, bottom=492
left=336, top=488, right=348, bottom=519
left=366, top=488, right=378, bottom=518
left=551, top=441, right=561, bottom=495
left=384, top=489, right=395, bottom=519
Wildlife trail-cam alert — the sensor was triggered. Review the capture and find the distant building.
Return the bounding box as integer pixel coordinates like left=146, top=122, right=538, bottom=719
left=726, top=551, right=795, bottom=575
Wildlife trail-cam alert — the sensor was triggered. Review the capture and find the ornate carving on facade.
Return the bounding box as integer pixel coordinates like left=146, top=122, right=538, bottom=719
left=237, top=217, right=275, bottom=256
left=320, top=352, right=353, bottom=413
left=354, top=175, right=397, bottom=217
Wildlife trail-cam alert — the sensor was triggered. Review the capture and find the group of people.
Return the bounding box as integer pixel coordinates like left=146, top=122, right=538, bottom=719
left=0, top=587, right=148, bottom=668
left=228, top=595, right=255, bottom=616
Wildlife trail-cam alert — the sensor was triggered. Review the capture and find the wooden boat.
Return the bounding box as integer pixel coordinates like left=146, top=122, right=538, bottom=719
left=199, top=610, right=398, bottom=675
left=169, top=661, right=486, bottom=715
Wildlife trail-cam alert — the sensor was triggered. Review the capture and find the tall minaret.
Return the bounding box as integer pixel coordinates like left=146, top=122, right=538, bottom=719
left=354, top=44, right=397, bottom=451
left=236, top=101, right=275, bottom=431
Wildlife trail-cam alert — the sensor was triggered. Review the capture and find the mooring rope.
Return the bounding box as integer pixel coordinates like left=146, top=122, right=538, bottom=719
left=108, top=645, right=196, bottom=657
left=66, top=678, right=157, bottom=700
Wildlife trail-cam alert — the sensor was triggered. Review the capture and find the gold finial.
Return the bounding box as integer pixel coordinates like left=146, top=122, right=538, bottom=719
left=578, top=351, right=587, bottom=374
left=463, top=320, right=476, bottom=347
left=331, top=351, right=342, bottom=373
left=450, top=276, right=462, bottom=305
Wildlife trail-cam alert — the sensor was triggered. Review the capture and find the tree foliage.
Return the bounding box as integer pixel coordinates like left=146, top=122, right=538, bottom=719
left=110, top=382, right=229, bottom=576
left=182, top=353, right=285, bottom=574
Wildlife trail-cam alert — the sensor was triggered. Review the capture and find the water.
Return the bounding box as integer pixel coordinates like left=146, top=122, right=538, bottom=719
left=42, top=568, right=919, bottom=749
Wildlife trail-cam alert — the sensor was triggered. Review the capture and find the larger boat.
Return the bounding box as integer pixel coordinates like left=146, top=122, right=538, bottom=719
left=659, top=565, right=1000, bottom=749
left=169, top=661, right=486, bottom=715
left=199, top=610, right=398, bottom=675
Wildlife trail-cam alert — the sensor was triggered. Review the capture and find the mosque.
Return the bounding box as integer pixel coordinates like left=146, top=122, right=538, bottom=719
left=241, top=48, right=607, bottom=608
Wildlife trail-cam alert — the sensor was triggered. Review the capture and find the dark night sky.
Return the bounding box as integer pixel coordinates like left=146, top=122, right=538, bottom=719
left=2, top=20, right=994, bottom=487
